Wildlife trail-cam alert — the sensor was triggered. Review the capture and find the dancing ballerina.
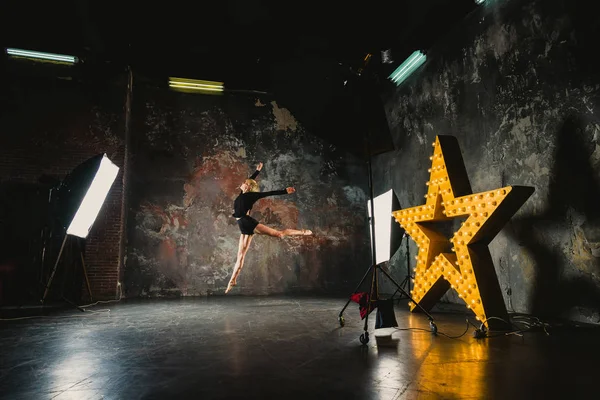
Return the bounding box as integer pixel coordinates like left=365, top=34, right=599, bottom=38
left=226, top=162, right=312, bottom=293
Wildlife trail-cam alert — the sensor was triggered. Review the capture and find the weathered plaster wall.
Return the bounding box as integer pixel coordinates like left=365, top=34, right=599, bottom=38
left=125, top=87, right=370, bottom=297
left=377, top=0, right=600, bottom=323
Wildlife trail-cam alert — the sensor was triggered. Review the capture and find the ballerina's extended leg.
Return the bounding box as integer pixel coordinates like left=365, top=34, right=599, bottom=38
left=226, top=234, right=253, bottom=293
left=254, top=224, right=313, bottom=238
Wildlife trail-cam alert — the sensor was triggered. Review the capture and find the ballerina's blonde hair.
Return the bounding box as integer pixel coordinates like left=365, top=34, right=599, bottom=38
left=245, top=179, right=259, bottom=192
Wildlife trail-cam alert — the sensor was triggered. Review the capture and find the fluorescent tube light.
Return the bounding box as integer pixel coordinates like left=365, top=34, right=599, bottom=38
left=168, top=77, right=224, bottom=94
left=388, top=51, right=426, bottom=86
left=6, top=48, right=78, bottom=64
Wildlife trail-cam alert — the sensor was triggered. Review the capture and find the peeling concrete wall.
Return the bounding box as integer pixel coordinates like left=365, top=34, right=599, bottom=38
left=125, top=87, right=370, bottom=297
left=377, top=0, right=600, bottom=323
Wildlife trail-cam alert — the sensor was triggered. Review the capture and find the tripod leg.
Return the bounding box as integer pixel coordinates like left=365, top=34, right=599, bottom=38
left=41, top=234, right=68, bottom=303
left=378, top=265, right=435, bottom=322
left=80, top=250, right=93, bottom=302
left=364, top=270, right=374, bottom=331
left=62, top=296, right=85, bottom=312
left=339, top=264, right=375, bottom=318
left=359, top=265, right=379, bottom=345
left=363, top=284, right=373, bottom=333
left=392, top=275, right=410, bottom=301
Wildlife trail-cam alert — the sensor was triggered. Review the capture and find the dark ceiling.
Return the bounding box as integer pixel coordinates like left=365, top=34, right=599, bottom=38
left=1, top=0, right=477, bottom=156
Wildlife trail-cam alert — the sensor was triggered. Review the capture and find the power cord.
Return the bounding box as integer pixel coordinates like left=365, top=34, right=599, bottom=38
left=79, top=284, right=123, bottom=309
left=438, top=319, right=470, bottom=339
left=0, top=285, right=123, bottom=321
left=0, top=309, right=110, bottom=321
left=393, top=318, right=471, bottom=339
left=471, top=314, right=555, bottom=339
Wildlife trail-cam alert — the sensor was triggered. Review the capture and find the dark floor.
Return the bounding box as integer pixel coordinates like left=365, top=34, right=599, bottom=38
left=1, top=296, right=599, bottom=400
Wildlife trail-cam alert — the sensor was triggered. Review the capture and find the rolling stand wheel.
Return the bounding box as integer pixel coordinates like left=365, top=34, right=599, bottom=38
left=338, top=316, right=345, bottom=327
left=359, top=331, right=369, bottom=345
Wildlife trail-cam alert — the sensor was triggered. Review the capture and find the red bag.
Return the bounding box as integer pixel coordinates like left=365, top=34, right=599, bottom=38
left=350, top=292, right=374, bottom=319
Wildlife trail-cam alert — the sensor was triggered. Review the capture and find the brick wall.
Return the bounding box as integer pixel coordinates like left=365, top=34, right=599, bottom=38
left=0, top=74, right=126, bottom=301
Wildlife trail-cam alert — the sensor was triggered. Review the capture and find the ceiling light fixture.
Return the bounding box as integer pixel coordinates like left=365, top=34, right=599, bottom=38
left=5, top=47, right=78, bottom=64
left=388, top=50, right=426, bottom=87
left=168, top=77, right=224, bottom=94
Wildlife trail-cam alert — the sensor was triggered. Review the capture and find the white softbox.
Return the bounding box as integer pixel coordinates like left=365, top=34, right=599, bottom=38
left=367, top=189, right=403, bottom=265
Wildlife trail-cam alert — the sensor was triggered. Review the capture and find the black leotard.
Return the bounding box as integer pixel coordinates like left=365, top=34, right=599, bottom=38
left=232, top=169, right=288, bottom=218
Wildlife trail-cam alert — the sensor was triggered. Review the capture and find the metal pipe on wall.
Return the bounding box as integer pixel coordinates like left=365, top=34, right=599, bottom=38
left=116, top=66, right=133, bottom=300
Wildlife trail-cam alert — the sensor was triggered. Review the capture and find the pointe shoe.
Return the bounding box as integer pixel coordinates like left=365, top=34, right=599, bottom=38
left=225, top=281, right=235, bottom=294
left=302, top=229, right=313, bottom=236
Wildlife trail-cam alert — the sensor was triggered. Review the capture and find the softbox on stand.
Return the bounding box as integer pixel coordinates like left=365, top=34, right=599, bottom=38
left=41, top=153, right=119, bottom=304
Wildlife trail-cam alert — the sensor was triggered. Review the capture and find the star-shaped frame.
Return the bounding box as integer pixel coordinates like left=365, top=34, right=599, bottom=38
left=391, top=135, right=534, bottom=330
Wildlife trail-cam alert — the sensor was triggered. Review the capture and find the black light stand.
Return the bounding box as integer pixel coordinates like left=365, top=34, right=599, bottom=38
left=39, top=179, right=92, bottom=308
left=41, top=230, right=93, bottom=308
left=392, top=232, right=412, bottom=300
left=338, top=139, right=437, bottom=345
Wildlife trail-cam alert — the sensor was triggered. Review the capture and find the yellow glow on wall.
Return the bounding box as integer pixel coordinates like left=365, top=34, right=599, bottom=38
left=168, top=77, right=224, bottom=94
left=391, top=135, right=534, bottom=330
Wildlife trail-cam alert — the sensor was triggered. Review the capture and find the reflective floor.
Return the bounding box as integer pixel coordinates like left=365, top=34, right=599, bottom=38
left=1, top=296, right=599, bottom=399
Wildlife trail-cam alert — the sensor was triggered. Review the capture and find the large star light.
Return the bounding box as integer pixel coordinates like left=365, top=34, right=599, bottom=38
left=391, top=136, right=534, bottom=330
